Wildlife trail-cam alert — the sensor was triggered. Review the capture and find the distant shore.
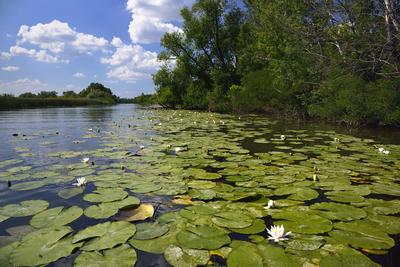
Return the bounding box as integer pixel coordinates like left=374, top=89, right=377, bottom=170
left=0, top=95, right=115, bottom=110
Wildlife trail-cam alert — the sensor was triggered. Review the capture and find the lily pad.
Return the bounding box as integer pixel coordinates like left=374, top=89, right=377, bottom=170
left=83, top=188, right=128, bottom=203
left=10, top=226, right=82, bottom=266
left=272, top=211, right=332, bottom=234
left=117, top=204, right=154, bottom=221
left=164, top=244, right=209, bottom=267
left=227, top=244, right=263, bottom=267
left=80, top=221, right=136, bottom=251
left=230, top=219, right=266, bottom=234
left=58, top=187, right=84, bottom=199
left=30, top=206, right=83, bottom=228
left=0, top=200, right=49, bottom=217
left=74, top=244, right=137, bottom=267
left=10, top=180, right=46, bottom=191
left=310, top=202, right=367, bottom=222
left=177, top=225, right=231, bottom=249
left=212, top=212, right=253, bottom=229
left=134, top=222, right=169, bottom=240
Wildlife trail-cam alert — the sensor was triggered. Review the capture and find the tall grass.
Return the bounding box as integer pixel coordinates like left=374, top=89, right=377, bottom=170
left=0, top=96, right=113, bottom=110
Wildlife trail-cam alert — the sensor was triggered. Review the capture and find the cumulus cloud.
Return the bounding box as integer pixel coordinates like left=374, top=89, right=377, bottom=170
left=72, top=72, right=85, bottom=78
left=1, top=66, right=19, bottom=72
left=0, top=78, right=48, bottom=95
left=0, top=51, right=12, bottom=60
left=126, top=0, right=193, bottom=44
left=17, top=20, right=108, bottom=54
left=101, top=38, right=160, bottom=82
left=9, top=45, right=68, bottom=64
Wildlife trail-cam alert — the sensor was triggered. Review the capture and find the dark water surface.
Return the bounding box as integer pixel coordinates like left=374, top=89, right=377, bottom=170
left=0, top=104, right=399, bottom=267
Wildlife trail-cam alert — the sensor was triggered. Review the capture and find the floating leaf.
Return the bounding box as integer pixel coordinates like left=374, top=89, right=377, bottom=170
left=177, top=225, right=230, bottom=250
left=227, top=244, right=263, bottom=267
left=30, top=206, right=83, bottom=228
left=310, top=202, right=367, bottom=222
left=10, top=226, right=82, bottom=266
left=58, top=187, right=83, bottom=199
left=10, top=180, right=46, bottom=191
left=74, top=244, right=137, bottom=267
left=83, top=188, right=128, bottom=203
left=164, top=244, right=209, bottom=267
left=212, top=211, right=253, bottom=229
left=80, top=221, right=136, bottom=251
left=84, top=203, right=119, bottom=219
left=0, top=200, right=49, bottom=217
left=117, top=204, right=154, bottom=221
left=134, top=222, right=169, bottom=240
left=229, top=219, right=266, bottom=234
left=272, top=211, right=332, bottom=234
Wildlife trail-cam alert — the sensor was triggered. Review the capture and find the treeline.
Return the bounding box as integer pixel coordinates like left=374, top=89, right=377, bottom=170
left=0, top=83, right=120, bottom=110
left=149, top=0, right=400, bottom=126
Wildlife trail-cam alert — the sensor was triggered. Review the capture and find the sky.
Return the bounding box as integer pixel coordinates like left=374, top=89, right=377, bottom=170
left=0, top=0, right=194, bottom=97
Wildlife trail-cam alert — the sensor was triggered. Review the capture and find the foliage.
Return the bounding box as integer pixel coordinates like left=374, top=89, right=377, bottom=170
left=132, top=93, right=156, bottom=105
left=151, top=0, right=400, bottom=126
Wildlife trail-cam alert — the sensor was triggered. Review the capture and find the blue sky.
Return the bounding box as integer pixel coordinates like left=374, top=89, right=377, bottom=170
left=0, top=0, right=193, bottom=97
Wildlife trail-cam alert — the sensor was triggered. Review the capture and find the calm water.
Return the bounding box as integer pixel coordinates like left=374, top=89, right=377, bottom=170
left=0, top=104, right=399, bottom=267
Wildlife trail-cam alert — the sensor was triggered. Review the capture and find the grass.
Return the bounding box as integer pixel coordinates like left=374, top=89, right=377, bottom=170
left=0, top=96, right=113, bottom=110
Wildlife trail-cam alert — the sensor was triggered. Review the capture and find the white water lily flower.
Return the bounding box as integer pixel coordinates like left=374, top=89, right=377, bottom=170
left=378, top=147, right=390, bottom=154
left=264, top=200, right=274, bottom=210
left=175, top=147, right=182, bottom=153
left=267, top=225, right=291, bottom=242
left=73, top=177, right=86, bottom=187
left=280, top=135, right=286, bottom=140
left=139, top=145, right=145, bottom=149
left=81, top=157, right=90, bottom=163
left=333, top=137, right=340, bottom=143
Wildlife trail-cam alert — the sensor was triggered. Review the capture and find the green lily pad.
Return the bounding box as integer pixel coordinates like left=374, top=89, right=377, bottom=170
left=230, top=219, right=266, bottom=234
left=0, top=214, right=9, bottom=223
left=0, top=200, right=49, bottom=217
left=227, top=244, right=263, bottom=267
left=30, top=206, right=82, bottom=228
left=272, top=211, right=332, bottom=234
left=10, top=180, right=46, bottom=191
left=134, top=222, right=169, bottom=240
left=256, top=241, right=300, bottom=266
left=74, top=244, right=137, bottom=267
left=84, top=203, right=119, bottom=219
left=212, top=212, right=253, bottom=229
left=80, top=221, right=136, bottom=251
left=177, top=225, right=231, bottom=249
left=83, top=188, right=128, bottom=203
left=164, top=244, right=209, bottom=267
left=10, top=226, right=82, bottom=266
left=329, top=221, right=395, bottom=250
left=310, top=202, right=367, bottom=222
left=58, top=187, right=84, bottom=199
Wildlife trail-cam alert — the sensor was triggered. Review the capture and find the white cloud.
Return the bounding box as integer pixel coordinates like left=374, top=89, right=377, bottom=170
left=101, top=39, right=161, bottom=82
left=0, top=78, right=48, bottom=95
left=126, top=0, right=193, bottom=44
left=9, top=45, right=68, bottom=64
left=106, top=66, right=147, bottom=83
left=73, top=72, right=85, bottom=78
left=0, top=51, right=12, bottom=60
left=17, top=20, right=108, bottom=54
left=1, top=66, right=20, bottom=71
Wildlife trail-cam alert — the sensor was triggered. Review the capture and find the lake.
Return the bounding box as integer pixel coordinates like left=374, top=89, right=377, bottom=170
left=0, top=104, right=399, bottom=267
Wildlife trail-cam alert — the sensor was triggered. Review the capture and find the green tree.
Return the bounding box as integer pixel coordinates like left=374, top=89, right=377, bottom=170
left=62, top=91, right=78, bottom=98
left=19, top=92, right=37, bottom=98
left=37, top=91, right=58, bottom=98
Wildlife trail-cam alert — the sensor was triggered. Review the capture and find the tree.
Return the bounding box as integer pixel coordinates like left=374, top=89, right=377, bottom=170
left=19, top=92, right=37, bottom=98
left=79, top=83, right=117, bottom=101
left=62, top=91, right=78, bottom=98
left=154, top=0, right=247, bottom=110
left=37, top=91, right=58, bottom=98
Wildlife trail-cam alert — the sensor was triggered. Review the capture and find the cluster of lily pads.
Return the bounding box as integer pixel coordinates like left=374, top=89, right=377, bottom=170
left=0, top=108, right=399, bottom=266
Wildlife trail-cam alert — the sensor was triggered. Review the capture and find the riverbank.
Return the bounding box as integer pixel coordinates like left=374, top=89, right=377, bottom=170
left=0, top=95, right=114, bottom=110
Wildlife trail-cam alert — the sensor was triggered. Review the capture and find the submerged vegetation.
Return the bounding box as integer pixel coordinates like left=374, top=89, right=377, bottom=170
left=0, top=83, right=119, bottom=110
left=148, top=0, right=400, bottom=126
left=0, top=106, right=399, bottom=266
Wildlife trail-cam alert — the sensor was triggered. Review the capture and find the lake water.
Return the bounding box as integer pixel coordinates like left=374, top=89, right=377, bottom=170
left=0, top=104, right=399, bottom=267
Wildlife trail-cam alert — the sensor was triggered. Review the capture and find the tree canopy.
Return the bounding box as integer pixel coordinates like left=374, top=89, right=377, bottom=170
left=152, top=0, right=400, bottom=126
